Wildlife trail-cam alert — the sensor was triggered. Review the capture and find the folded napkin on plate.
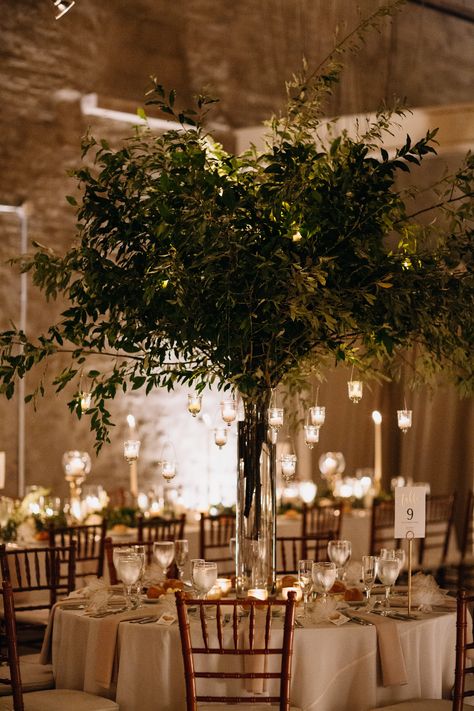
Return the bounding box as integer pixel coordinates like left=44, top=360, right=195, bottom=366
left=411, top=572, right=450, bottom=611
left=355, top=612, right=408, bottom=687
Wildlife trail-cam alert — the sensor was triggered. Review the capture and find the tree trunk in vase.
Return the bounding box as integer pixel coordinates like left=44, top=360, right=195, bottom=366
left=235, top=394, right=277, bottom=595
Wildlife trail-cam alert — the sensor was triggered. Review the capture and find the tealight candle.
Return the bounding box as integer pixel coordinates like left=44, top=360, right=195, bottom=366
left=247, top=588, right=268, bottom=601
left=397, top=409, right=412, bottom=433
left=281, top=586, right=303, bottom=602
left=304, top=424, right=320, bottom=449
left=187, top=393, right=202, bottom=417
left=220, top=399, right=237, bottom=426
left=280, top=454, right=297, bottom=481
left=161, top=459, right=176, bottom=481
left=80, top=392, right=92, bottom=412
left=309, top=406, right=326, bottom=427
left=214, top=427, right=228, bottom=448
left=268, top=407, right=284, bottom=428
left=348, top=380, right=363, bottom=403
left=124, top=440, right=140, bottom=462
left=216, top=578, right=232, bottom=596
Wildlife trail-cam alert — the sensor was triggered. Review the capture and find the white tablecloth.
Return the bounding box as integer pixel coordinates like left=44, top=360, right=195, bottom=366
left=50, top=604, right=457, bottom=711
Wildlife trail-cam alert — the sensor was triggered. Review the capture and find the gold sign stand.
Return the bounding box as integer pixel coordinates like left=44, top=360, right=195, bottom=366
left=406, top=531, right=414, bottom=617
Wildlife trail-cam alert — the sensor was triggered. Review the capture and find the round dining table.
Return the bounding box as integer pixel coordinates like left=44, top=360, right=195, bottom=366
left=45, top=597, right=458, bottom=711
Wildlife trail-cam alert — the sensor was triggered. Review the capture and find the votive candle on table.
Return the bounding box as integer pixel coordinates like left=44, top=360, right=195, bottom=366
left=216, top=578, right=232, bottom=595
left=281, top=586, right=302, bottom=602
left=247, top=588, right=268, bottom=601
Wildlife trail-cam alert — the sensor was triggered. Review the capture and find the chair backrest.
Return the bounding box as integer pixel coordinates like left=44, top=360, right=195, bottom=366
left=48, top=520, right=107, bottom=578
left=418, top=493, right=456, bottom=567
left=199, top=513, right=235, bottom=575
left=104, top=537, right=155, bottom=585
left=175, top=590, right=296, bottom=711
left=453, top=589, right=474, bottom=710
left=276, top=532, right=333, bottom=574
left=1, top=581, right=24, bottom=710
left=0, top=544, right=76, bottom=612
left=137, top=514, right=186, bottom=544
left=301, top=502, right=343, bottom=539
left=460, top=490, right=474, bottom=562
left=369, top=499, right=401, bottom=555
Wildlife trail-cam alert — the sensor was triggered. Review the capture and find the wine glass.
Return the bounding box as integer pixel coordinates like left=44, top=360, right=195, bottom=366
left=193, top=562, right=218, bottom=599
left=361, top=555, right=378, bottom=607
left=327, top=540, right=352, bottom=581
left=377, top=558, right=400, bottom=611
left=130, top=544, right=147, bottom=605
left=115, top=551, right=143, bottom=609
left=153, top=541, right=175, bottom=580
left=174, top=539, right=189, bottom=581
left=312, top=562, right=337, bottom=603
left=380, top=548, right=406, bottom=578
left=298, top=559, right=313, bottom=618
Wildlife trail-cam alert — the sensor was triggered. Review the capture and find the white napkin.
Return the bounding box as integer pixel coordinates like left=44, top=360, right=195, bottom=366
left=307, top=596, right=340, bottom=624
left=411, top=572, right=449, bottom=611
left=69, top=578, right=117, bottom=612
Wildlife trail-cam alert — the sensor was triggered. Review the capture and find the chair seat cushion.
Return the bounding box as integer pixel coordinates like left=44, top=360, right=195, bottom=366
left=0, top=654, right=54, bottom=695
left=0, top=689, right=119, bottom=711
left=370, top=699, right=470, bottom=710
left=7, top=609, right=50, bottom=626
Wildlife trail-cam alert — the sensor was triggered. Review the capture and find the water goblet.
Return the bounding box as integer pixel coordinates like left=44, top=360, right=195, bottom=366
left=377, top=558, right=400, bottom=611
left=361, top=555, right=378, bottom=607
left=298, top=559, right=313, bottom=617
left=312, top=561, right=337, bottom=603
left=115, top=551, right=143, bottom=609
left=153, top=541, right=175, bottom=580
left=327, top=540, right=352, bottom=581
left=174, top=539, right=189, bottom=581
left=130, top=544, right=147, bottom=605
left=193, top=562, right=218, bottom=600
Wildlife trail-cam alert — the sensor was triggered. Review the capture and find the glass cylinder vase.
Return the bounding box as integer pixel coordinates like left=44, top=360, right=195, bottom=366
left=235, top=395, right=277, bottom=596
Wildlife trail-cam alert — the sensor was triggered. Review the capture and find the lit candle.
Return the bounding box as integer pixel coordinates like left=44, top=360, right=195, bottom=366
left=397, top=409, right=412, bottom=433
left=268, top=407, right=284, bottom=428
left=127, top=413, right=136, bottom=433
left=216, top=578, right=232, bottom=595
left=80, top=392, right=92, bottom=412
left=304, top=424, right=320, bottom=449
left=372, top=411, right=382, bottom=494
left=281, top=586, right=303, bottom=602
left=124, top=440, right=140, bottom=497
left=220, top=399, right=237, bottom=426
left=348, top=380, right=363, bottom=403
left=247, top=588, right=268, bottom=601
left=280, top=454, right=297, bottom=481
left=309, top=406, right=326, bottom=427
left=161, top=459, right=176, bottom=481
left=214, top=427, right=227, bottom=448
left=299, top=480, right=317, bottom=504
left=187, top=393, right=202, bottom=417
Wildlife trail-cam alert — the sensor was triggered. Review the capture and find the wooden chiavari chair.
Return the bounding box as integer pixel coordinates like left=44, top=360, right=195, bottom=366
left=104, top=536, right=155, bottom=585
left=48, top=520, right=107, bottom=579
left=301, top=501, right=343, bottom=539
left=199, top=513, right=235, bottom=576
left=369, top=499, right=402, bottom=556
left=175, top=590, right=301, bottom=711
left=0, top=544, right=76, bottom=628
left=418, top=494, right=456, bottom=582
left=0, top=580, right=119, bottom=711
left=370, top=589, right=474, bottom=711
left=137, top=513, right=185, bottom=544
left=276, top=532, right=334, bottom=574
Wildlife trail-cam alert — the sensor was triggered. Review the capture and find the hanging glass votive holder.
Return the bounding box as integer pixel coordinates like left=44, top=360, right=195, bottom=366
left=397, top=409, right=412, bottom=433
left=161, top=460, right=177, bottom=481
left=123, top=440, right=140, bottom=462
left=309, top=405, right=326, bottom=427
left=304, top=424, right=320, bottom=449
left=280, top=453, right=297, bottom=482
left=187, top=393, right=202, bottom=417
left=214, top=426, right=228, bottom=449
left=80, top=391, right=92, bottom=412
left=348, top=380, right=363, bottom=403
left=268, top=407, right=284, bottom=444
left=220, top=399, right=237, bottom=426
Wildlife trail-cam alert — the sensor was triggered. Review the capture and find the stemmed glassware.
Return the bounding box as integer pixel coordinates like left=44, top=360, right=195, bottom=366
left=298, top=559, right=313, bottom=617
left=153, top=541, right=175, bottom=580
left=114, top=550, right=143, bottom=609
left=377, top=558, right=400, bottom=611
left=312, top=562, right=337, bottom=603
left=192, top=561, right=218, bottom=599
left=174, top=539, right=189, bottom=581
left=361, top=555, right=378, bottom=607
left=327, top=540, right=352, bottom=581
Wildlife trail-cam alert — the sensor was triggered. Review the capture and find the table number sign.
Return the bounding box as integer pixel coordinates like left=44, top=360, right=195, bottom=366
left=394, top=486, right=426, bottom=539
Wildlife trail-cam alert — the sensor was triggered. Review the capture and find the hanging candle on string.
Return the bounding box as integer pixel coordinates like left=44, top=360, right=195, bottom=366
left=280, top=453, right=297, bottom=482
left=220, top=398, right=237, bottom=427
left=80, top=391, right=92, bottom=412
left=309, top=405, right=326, bottom=428
left=160, top=441, right=177, bottom=481
left=304, top=424, right=320, bottom=449
left=214, top=426, right=228, bottom=449
left=347, top=380, right=363, bottom=403
left=187, top=392, right=202, bottom=417
left=397, top=409, right=413, bottom=433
